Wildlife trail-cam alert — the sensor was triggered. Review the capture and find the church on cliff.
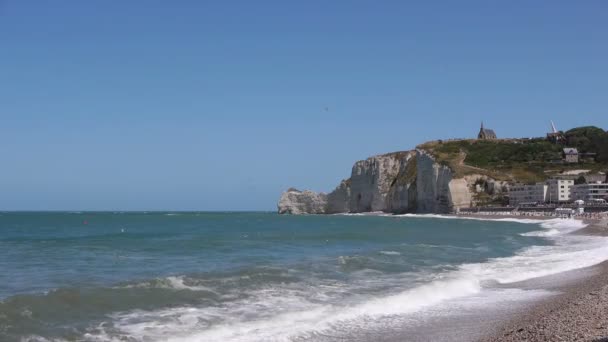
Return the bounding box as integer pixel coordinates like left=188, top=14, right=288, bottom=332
left=478, top=122, right=497, bottom=140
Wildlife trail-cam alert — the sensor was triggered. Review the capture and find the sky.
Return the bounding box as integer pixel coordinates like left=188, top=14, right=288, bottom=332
left=1, top=1, right=607, bottom=211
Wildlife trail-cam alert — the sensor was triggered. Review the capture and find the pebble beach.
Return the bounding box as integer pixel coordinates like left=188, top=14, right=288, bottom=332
left=479, top=218, right=608, bottom=342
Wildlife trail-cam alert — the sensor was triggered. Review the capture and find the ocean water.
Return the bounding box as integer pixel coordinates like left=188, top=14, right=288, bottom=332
left=1, top=212, right=606, bottom=342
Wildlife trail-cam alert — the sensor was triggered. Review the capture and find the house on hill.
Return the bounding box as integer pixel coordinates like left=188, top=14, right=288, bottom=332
left=478, top=122, right=497, bottom=140
left=563, top=148, right=579, bottom=163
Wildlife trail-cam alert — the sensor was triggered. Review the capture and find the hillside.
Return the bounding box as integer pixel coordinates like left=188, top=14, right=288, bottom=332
left=417, top=126, right=608, bottom=184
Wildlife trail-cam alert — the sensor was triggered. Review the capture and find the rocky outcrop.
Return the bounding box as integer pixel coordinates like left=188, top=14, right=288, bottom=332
left=326, top=180, right=351, bottom=213
left=348, top=152, right=413, bottom=212
left=277, top=149, right=501, bottom=214
left=277, top=152, right=416, bottom=214
left=277, top=188, right=327, bottom=214
left=448, top=178, right=473, bottom=210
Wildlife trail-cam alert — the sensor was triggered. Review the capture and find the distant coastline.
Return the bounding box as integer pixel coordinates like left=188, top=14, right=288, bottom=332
left=279, top=125, right=608, bottom=219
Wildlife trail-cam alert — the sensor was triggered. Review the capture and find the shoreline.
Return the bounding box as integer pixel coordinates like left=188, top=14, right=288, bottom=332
left=364, top=210, right=608, bottom=341
left=394, top=212, right=608, bottom=341
left=478, top=218, right=608, bottom=341
left=480, top=263, right=608, bottom=341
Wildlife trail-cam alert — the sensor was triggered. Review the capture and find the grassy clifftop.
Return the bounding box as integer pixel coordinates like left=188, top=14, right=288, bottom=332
left=417, top=126, right=608, bottom=184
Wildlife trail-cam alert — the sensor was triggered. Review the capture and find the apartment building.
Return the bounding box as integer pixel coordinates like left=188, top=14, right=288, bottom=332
left=509, top=183, right=548, bottom=205
left=571, top=182, right=608, bottom=202
left=545, top=178, right=574, bottom=203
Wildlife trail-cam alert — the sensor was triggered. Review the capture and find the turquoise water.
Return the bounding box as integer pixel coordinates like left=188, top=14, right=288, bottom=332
left=0, top=212, right=600, bottom=341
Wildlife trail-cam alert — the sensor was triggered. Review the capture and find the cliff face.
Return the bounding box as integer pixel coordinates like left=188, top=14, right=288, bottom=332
left=413, top=150, right=509, bottom=213
left=415, top=150, right=454, bottom=213
left=277, top=152, right=416, bottom=214
left=326, top=180, right=351, bottom=214
left=277, top=149, right=497, bottom=214
left=277, top=189, right=327, bottom=215
left=348, top=152, right=411, bottom=212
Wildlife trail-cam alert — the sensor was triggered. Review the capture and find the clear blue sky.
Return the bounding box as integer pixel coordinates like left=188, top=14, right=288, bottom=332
left=1, top=1, right=607, bottom=211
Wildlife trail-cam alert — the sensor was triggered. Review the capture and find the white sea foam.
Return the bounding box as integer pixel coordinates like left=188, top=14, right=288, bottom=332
left=100, top=276, right=482, bottom=342
left=461, top=219, right=608, bottom=284
left=334, top=211, right=388, bottom=216
left=97, top=276, right=544, bottom=342
left=20, top=335, right=68, bottom=342
left=163, top=276, right=217, bottom=292
left=379, top=250, right=401, bottom=256
left=396, top=213, right=556, bottom=224
left=94, top=217, right=608, bottom=342
left=520, top=229, right=560, bottom=237
left=122, top=276, right=216, bottom=293
left=538, top=217, right=587, bottom=232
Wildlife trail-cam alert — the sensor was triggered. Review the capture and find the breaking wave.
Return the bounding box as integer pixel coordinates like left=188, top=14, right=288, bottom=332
left=379, top=250, right=401, bottom=256
left=81, top=218, right=608, bottom=341
left=5, top=214, right=607, bottom=342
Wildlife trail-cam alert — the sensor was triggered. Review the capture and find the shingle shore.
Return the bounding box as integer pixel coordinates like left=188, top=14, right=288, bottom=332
left=481, top=220, right=608, bottom=342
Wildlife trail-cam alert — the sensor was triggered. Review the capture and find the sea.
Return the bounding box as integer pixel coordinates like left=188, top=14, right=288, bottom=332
left=1, top=212, right=607, bottom=342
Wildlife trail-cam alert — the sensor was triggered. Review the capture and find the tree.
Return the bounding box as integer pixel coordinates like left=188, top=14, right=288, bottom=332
left=564, top=126, right=608, bottom=162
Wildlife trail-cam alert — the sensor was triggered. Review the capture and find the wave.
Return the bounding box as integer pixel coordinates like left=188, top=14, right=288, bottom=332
left=397, top=213, right=557, bottom=224
left=92, top=271, right=556, bottom=342
left=399, top=214, right=590, bottom=236
left=121, top=276, right=217, bottom=293
left=91, top=275, right=483, bottom=342
left=88, top=217, right=608, bottom=342
left=538, top=217, right=587, bottom=231
left=9, top=216, right=607, bottom=342
left=520, top=229, right=561, bottom=237
left=461, top=239, right=608, bottom=284
left=333, top=211, right=388, bottom=216
left=460, top=219, right=606, bottom=284
left=18, top=335, right=66, bottom=342
left=518, top=217, right=587, bottom=237
left=378, top=250, right=401, bottom=256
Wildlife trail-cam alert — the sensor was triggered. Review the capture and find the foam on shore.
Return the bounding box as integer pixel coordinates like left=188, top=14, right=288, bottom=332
left=89, top=218, right=608, bottom=342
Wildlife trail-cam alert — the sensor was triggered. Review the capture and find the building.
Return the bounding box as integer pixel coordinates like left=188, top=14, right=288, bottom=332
left=584, top=173, right=606, bottom=184
left=571, top=182, right=608, bottom=202
left=563, top=148, right=579, bottom=163
left=546, top=121, right=564, bottom=143
left=478, top=122, right=497, bottom=140
left=545, top=178, right=574, bottom=203
left=509, top=183, right=548, bottom=205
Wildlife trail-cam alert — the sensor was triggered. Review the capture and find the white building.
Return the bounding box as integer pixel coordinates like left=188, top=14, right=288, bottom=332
left=545, top=178, right=574, bottom=203
left=571, top=182, right=608, bottom=202
left=509, top=183, right=548, bottom=205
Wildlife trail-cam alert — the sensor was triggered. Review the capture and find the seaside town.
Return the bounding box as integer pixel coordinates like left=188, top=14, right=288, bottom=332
left=459, top=122, right=608, bottom=220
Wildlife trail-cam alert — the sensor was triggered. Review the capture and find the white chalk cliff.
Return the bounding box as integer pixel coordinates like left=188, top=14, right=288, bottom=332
left=278, top=149, right=503, bottom=215
left=277, top=188, right=327, bottom=215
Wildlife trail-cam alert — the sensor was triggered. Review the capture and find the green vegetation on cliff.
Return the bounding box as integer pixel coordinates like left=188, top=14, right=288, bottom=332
left=418, top=126, right=608, bottom=184
left=564, top=126, right=608, bottom=162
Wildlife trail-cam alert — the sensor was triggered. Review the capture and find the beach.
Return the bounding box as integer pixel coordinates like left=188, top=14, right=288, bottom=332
left=476, top=217, right=608, bottom=342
